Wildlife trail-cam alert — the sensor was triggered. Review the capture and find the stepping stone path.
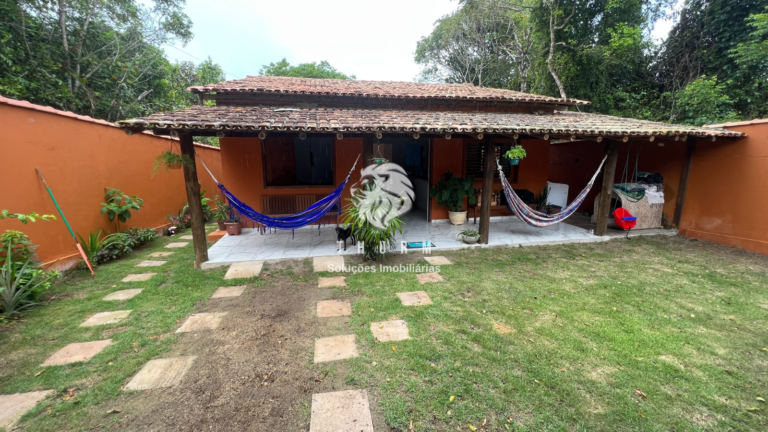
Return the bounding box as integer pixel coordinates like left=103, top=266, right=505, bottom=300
left=124, top=356, right=197, bottom=391
left=176, top=313, right=227, bottom=333
left=224, top=261, right=263, bottom=280
left=416, top=272, right=444, bottom=284
left=314, top=335, right=359, bottom=363
left=103, top=289, right=142, bottom=301
left=318, top=276, right=346, bottom=288
left=179, top=235, right=194, bottom=240
left=211, top=285, right=246, bottom=298
left=165, top=242, right=189, bottom=249
left=310, top=389, right=374, bottom=432
left=80, top=310, right=131, bottom=327
left=370, top=320, right=410, bottom=342
left=313, top=256, right=344, bottom=272
left=397, top=291, right=433, bottom=306
left=424, top=256, right=453, bottom=266
left=0, top=390, right=53, bottom=428
left=41, top=340, right=112, bottom=366
left=121, top=273, right=155, bottom=282
left=317, top=300, right=351, bottom=317
left=149, top=251, right=174, bottom=257
left=135, top=260, right=166, bottom=267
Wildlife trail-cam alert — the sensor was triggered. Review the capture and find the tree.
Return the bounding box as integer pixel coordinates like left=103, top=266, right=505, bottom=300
left=259, top=58, right=355, bottom=79
left=0, top=0, right=196, bottom=121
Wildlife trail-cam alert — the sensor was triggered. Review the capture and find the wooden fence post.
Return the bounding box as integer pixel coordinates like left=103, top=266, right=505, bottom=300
left=478, top=136, right=496, bottom=244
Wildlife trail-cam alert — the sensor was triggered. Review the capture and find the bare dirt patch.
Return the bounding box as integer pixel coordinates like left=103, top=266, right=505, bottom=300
left=103, top=260, right=392, bottom=431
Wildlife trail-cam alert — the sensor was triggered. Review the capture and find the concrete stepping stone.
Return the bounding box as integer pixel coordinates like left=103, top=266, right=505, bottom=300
left=135, top=260, right=166, bottom=267
left=416, top=272, right=444, bottom=284
left=424, top=256, right=453, bottom=266
left=149, top=251, right=174, bottom=257
left=80, top=310, right=132, bottom=327
left=165, top=242, right=189, bottom=249
left=211, top=285, right=246, bottom=298
left=179, top=235, right=194, bottom=240
left=317, top=300, right=352, bottom=317
left=176, top=313, right=227, bottom=333
left=313, top=256, right=344, bottom=273
left=314, top=335, right=359, bottom=363
left=103, top=289, right=142, bottom=301
left=397, top=291, right=433, bottom=306
left=310, top=389, right=374, bottom=432
left=123, top=356, right=197, bottom=391
left=318, top=276, right=346, bottom=288
left=0, top=390, right=54, bottom=428
left=370, top=319, right=410, bottom=342
left=41, top=340, right=112, bottom=366
left=122, top=273, right=155, bottom=282
left=224, top=261, right=263, bottom=280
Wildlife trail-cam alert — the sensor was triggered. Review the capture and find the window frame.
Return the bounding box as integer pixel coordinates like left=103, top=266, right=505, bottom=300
left=463, top=140, right=519, bottom=184
left=261, top=136, right=336, bottom=189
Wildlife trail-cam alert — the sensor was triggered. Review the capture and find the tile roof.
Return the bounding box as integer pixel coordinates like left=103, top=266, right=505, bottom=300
left=116, top=105, right=743, bottom=138
left=189, top=76, right=590, bottom=106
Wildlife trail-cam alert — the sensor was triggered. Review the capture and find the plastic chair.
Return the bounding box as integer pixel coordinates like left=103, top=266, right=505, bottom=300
left=613, top=208, right=638, bottom=239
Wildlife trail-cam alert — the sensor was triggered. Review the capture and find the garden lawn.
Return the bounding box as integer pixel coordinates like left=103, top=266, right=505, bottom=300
left=338, top=236, right=768, bottom=431
left=0, top=224, right=248, bottom=431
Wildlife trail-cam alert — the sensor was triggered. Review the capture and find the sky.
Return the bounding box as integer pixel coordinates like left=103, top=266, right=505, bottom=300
left=163, top=0, right=461, bottom=81
left=163, top=0, right=683, bottom=83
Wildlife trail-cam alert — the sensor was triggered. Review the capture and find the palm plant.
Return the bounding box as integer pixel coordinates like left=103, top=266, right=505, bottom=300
left=76, top=230, right=128, bottom=264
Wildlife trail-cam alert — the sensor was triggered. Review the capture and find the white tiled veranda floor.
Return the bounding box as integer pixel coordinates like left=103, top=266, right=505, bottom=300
left=203, top=210, right=610, bottom=267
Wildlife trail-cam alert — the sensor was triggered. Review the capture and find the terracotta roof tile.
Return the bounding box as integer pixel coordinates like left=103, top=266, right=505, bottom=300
left=189, top=76, right=589, bottom=106
left=116, top=105, right=743, bottom=138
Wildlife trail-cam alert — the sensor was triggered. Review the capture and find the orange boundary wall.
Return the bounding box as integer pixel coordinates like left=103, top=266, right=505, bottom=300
left=0, top=97, right=223, bottom=269
left=679, top=121, right=768, bottom=255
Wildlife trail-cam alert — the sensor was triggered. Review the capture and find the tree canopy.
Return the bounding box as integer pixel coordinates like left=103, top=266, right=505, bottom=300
left=259, top=58, right=355, bottom=79
left=416, top=0, right=768, bottom=125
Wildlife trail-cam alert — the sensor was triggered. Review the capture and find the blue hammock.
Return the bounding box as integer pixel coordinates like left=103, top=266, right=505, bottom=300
left=197, top=153, right=360, bottom=233
left=496, top=155, right=607, bottom=227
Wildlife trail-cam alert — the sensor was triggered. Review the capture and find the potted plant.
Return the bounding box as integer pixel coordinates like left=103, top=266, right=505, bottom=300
left=430, top=171, right=475, bottom=225
left=211, top=195, right=230, bottom=230
left=458, top=229, right=482, bottom=244
left=536, top=186, right=562, bottom=215
left=504, top=144, right=527, bottom=166
left=151, top=150, right=194, bottom=177
left=224, top=215, right=242, bottom=236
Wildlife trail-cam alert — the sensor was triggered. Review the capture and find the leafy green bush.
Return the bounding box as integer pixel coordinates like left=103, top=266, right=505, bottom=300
left=211, top=195, right=230, bottom=221
left=90, top=227, right=157, bottom=264
left=430, top=171, right=475, bottom=212
left=0, top=230, right=36, bottom=265
left=343, top=184, right=404, bottom=262
left=151, top=150, right=194, bottom=177
left=101, top=188, right=144, bottom=231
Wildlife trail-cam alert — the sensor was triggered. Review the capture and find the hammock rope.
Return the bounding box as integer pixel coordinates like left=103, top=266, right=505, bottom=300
left=496, top=155, right=608, bottom=227
left=196, top=152, right=360, bottom=232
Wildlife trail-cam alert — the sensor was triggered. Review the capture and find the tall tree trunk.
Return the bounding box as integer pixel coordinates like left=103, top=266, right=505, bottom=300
left=57, top=0, right=71, bottom=94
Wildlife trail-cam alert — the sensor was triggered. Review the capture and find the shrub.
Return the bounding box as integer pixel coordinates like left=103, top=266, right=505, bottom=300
left=91, top=227, right=157, bottom=264
left=343, top=183, right=404, bottom=262
left=101, top=188, right=144, bottom=231
left=1, top=241, right=60, bottom=316
left=211, top=195, right=230, bottom=221
left=0, top=230, right=36, bottom=265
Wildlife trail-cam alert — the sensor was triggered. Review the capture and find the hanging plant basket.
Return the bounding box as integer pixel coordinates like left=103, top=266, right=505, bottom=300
left=152, top=149, right=194, bottom=177
left=168, top=161, right=184, bottom=170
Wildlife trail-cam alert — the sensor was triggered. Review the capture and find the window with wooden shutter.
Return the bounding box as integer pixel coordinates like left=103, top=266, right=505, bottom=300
left=464, top=141, right=518, bottom=182
left=263, top=137, right=334, bottom=187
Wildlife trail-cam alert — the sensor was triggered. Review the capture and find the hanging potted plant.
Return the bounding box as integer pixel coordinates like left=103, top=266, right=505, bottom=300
left=504, top=144, right=527, bottom=166
left=430, top=171, right=475, bottom=225
left=151, top=146, right=195, bottom=177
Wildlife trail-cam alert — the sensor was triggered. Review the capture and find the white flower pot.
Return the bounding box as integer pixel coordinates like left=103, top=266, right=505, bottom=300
left=448, top=211, right=467, bottom=225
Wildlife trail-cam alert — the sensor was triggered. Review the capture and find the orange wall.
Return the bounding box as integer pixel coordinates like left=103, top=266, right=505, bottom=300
left=429, top=138, right=551, bottom=220
left=679, top=123, right=768, bottom=255
left=548, top=139, right=686, bottom=220
left=219, top=136, right=362, bottom=223
left=0, top=103, right=222, bottom=267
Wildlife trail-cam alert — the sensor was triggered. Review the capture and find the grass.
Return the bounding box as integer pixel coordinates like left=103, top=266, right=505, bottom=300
left=338, top=236, right=768, bottom=431
left=3, top=231, right=767, bottom=431
left=0, top=224, right=241, bottom=431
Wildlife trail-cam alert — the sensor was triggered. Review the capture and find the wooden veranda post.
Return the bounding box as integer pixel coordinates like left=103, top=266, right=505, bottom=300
left=178, top=132, right=209, bottom=267
left=673, top=139, right=697, bottom=228
left=478, top=136, right=496, bottom=244
left=594, top=140, right=620, bottom=237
